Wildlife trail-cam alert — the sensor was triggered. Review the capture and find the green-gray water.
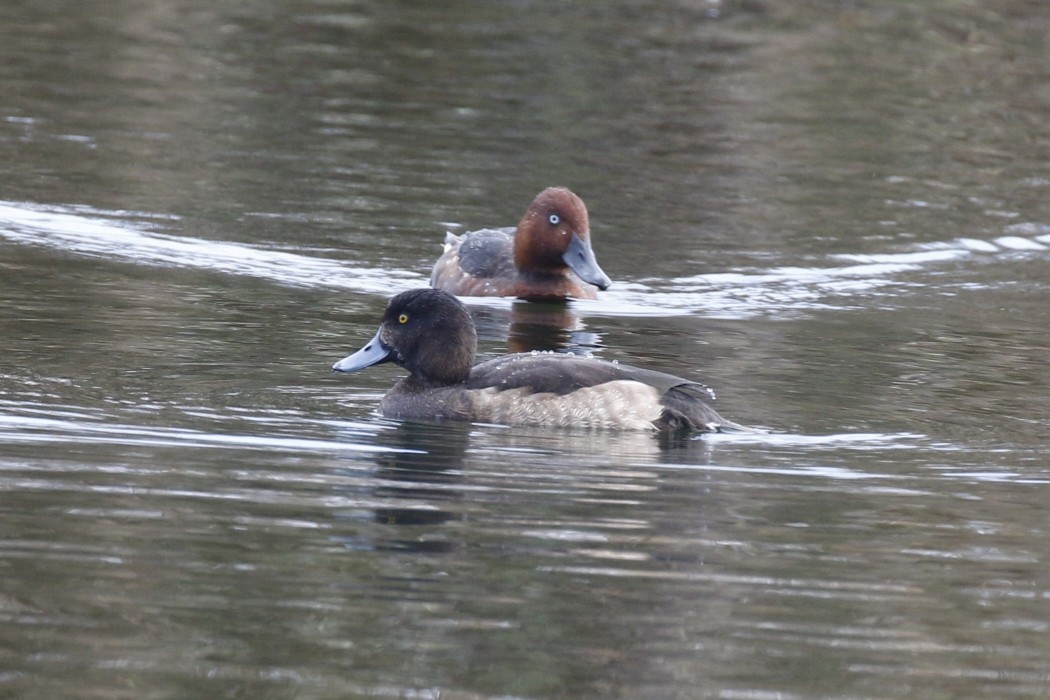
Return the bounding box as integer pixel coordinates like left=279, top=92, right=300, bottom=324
left=2, top=2, right=1049, bottom=698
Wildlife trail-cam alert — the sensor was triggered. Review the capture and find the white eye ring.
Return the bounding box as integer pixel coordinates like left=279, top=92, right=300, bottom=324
left=548, top=213, right=560, bottom=225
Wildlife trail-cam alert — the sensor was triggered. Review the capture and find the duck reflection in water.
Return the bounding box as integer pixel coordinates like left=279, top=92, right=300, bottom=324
left=369, top=420, right=471, bottom=553
left=469, top=299, right=601, bottom=355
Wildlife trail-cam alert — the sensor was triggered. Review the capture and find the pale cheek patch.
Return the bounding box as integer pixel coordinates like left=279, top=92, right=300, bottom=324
left=469, top=381, right=662, bottom=430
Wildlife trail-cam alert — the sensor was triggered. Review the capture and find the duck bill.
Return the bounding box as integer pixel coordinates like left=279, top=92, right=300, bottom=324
left=563, top=232, right=612, bottom=290
left=332, top=329, right=394, bottom=373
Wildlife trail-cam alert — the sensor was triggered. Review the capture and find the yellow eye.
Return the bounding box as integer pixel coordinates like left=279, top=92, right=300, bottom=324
left=398, top=313, right=409, bottom=324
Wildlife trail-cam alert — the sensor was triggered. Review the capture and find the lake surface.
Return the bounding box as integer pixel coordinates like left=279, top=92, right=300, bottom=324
left=2, top=1, right=1050, bottom=698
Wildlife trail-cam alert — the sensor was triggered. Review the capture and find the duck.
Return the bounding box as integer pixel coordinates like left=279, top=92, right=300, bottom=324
left=429, top=187, right=612, bottom=300
left=332, top=289, right=752, bottom=433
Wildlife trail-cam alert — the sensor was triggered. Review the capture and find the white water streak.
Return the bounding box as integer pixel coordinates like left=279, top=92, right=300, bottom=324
left=2, top=200, right=1047, bottom=319
left=0, top=413, right=418, bottom=454
left=0, top=201, right=423, bottom=294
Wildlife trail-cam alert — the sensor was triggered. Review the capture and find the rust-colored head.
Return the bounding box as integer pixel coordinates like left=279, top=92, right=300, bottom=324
left=512, top=187, right=611, bottom=290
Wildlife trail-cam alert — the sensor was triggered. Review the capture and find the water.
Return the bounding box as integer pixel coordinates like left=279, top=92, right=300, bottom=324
left=2, top=1, right=1050, bottom=698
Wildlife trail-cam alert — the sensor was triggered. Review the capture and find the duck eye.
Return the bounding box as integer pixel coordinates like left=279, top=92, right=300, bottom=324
left=548, top=213, right=560, bottom=226
left=398, top=313, right=409, bottom=324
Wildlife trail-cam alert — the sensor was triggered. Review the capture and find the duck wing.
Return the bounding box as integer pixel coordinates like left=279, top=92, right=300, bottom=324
left=466, top=353, right=711, bottom=397
left=466, top=353, right=625, bottom=395
left=448, top=227, right=516, bottom=279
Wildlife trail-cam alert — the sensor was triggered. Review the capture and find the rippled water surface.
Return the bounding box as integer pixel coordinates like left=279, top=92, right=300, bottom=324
left=3, top=1, right=1050, bottom=698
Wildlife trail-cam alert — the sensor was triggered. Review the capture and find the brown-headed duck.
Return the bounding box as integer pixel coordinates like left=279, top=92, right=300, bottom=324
left=332, top=289, right=751, bottom=432
left=429, top=187, right=612, bottom=300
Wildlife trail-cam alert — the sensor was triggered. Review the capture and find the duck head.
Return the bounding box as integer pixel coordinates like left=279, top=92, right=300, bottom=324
left=332, top=289, right=477, bottom=386
left=513, top=187, right=611, bottom=291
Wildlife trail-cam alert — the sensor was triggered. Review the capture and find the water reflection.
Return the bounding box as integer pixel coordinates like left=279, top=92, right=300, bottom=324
left=469, top=300, right=603, bottom=353
left=370, top=421, right=469, bottom=552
